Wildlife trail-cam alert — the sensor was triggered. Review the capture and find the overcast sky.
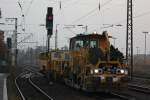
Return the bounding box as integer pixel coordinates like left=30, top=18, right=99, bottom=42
left=0, top=0, right=150, bottom=54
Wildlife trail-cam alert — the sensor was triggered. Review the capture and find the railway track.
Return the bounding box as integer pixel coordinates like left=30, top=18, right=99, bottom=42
left=91, top=92, right=134, bottom=100
left=30, top=73, right=134, bottom=100
left=110, top=92, right=134, bottom=100
left=15, top=71, right=54, bottom=100
left=133, top=76, right=150, bottom=82
left=133, top=74, right=150, bottom=80
left=15, top=66, right=134, bottom=100
left=15, top=72, right=26, bottom=100
left=29, top=73, right=54, bottom=100
left=128, top=83, right=150, bottom=94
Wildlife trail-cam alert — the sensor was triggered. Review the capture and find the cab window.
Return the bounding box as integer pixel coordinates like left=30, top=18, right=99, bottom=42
left=75, top=40, right=83, bottom=50
left=90, top=40, right=97, bottom=48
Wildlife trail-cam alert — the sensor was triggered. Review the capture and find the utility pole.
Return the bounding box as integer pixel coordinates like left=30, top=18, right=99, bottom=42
left=143, top=31, right=148, bottom=64
left=135, top=46, right=139, bottom=65
left=136, top=46, right=139, bottom=56
left=55, top=24, right=59, bottom=50
left=0, top=8, right=2, bottom=18
left=126, top=0, right=133, bottom=80
left=121, top=48, right=124, bottom=52
left=6, top=18, right=18, bottom=66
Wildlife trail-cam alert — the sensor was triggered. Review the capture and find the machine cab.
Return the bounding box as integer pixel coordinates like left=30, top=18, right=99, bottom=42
left=70, top=34, right=98, bottom=50
left=69, top=32, right=110, bottom=55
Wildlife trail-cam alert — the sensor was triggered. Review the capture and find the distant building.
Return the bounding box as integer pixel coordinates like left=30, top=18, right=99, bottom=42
left=0, top=30, right=5, bottom=57
left=0, top=30, right=7, bottom=61
left=0, top=30, right=10, bottom=72
left=0, top=30, right=4, bottom=45
left=36, top=46, right=47, bottom=53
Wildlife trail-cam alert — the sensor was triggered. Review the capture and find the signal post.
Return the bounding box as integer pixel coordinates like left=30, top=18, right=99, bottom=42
left=46, top=7, right=53, bottom=82
left=46, top=7, right=53, bottom=54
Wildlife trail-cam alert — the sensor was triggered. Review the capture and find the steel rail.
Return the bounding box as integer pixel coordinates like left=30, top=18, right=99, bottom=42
left=14, top=65, right=43, bottom=100
left=92, top=95, right=110, bottom=100
left=128, top=84, right=150, bottom=93
left=111, top=92, right=134, bottom=100
left=133, top=75, right=150, bottom=81
left=24, top=68, right=44, bottom=76
left=23, top=67, right=52, bottom=99
left=15, top=72, right=27, bottom=100
left=29, top=74, right=54, bottom=100
left=21, top=65, right=42, bottom=76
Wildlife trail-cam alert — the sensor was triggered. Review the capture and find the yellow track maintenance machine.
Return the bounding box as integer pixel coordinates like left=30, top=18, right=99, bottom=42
left=39, top=31, right=128, bottom=92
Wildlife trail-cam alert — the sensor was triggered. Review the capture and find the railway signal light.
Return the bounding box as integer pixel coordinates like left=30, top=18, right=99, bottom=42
left=46, top=7, right=53, bottom=36
left=7, top=38, right=12, bottom=49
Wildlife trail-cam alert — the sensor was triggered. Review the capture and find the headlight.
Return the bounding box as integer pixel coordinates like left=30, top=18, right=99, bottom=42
left=94, top=69, right=99, bottom=73
left=125, top=70, right=128, bottom=75
left=100, top=76, right=105, bottom=80
left=90, top=70, right=94, bottom=74
left=120, top=69, right=125, bottom=74
left=113, top=77, right=118, bottom=82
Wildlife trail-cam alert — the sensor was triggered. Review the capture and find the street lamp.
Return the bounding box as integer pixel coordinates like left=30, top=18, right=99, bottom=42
left=142, top=31, right=148, bottom=64
left=101, top=24, right=123, bottom=29
left=136, top=46, right=139, bottom=56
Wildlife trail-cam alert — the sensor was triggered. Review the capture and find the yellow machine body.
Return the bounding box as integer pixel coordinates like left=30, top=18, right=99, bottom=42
left=39, top=32, right=128, bottom=92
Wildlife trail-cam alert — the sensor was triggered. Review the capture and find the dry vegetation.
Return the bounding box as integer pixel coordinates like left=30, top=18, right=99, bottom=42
left=133, top=54, right=150, bottom=77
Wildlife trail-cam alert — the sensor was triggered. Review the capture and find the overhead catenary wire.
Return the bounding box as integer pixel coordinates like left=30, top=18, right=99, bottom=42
left=66, top=0, right=114, bottom=34
left=61, top=0, right=80, bottom=10
left=55, top=0, right=116, bottom=37
left=113, top=11, right=150, bottom=26
left=54, top=0, right=80, bottom=16
left=87, top=4, right=125, bottom=32
left=77, top=3, right=125, bottom=33
left=25, top=0, right=35, bottom=16
left=55, top=0, right=114, bottom=34
left=71, top=0, right=113, bottom=24
left=89, top=6, right=150, bottom=33
left=17, top=1, right=26, bottom=32
left=18, top=2, right=23, bottom=11
left=64, top=27, right=77, bottom=35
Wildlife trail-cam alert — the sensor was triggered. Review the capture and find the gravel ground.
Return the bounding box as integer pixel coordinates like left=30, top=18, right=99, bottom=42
left=31, top=76, right=96, bottom=100
left=7, top=65, right=38, bottom=100
left=7, top=75, right=20, bottom=100
left=7, top=64, right=150, bottom=100
left=16, top=77, right=50, bottom=100
left=7, top=65, right=23, bottom=100
left=31, top=75, right=131, bottom=100
left=119, top=89, right=150, bottom=100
